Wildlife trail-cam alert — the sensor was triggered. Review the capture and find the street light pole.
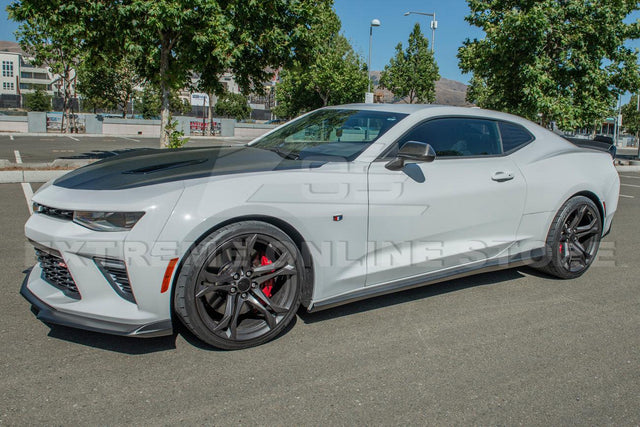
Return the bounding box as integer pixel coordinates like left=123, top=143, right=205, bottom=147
left=368, top=19, right=381, bottom=96
left=404, top=11, right=438, bottom=53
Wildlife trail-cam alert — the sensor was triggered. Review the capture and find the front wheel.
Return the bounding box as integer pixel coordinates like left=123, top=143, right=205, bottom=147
left=174, top=221, right=303, bottom=350
left=536, top=196, right=602, bottom=279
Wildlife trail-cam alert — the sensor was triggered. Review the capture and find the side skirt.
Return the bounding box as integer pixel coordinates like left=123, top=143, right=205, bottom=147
left=308, top=248, right=545, bottom=313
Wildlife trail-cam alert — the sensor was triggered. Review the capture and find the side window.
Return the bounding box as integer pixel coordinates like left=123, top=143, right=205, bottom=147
left=498, top=121, right=534, bottom=153
left=391, top=117, right=502, bottom=158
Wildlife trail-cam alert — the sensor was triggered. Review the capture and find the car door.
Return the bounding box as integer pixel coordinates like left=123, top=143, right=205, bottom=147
left=366, top=117, right=526, bottom=286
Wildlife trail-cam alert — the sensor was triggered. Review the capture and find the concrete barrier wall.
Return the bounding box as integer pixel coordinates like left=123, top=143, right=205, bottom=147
left=234, top=123, right=278, bottom=139
left=0, top=115, right=28, bottom=133
left=0, top=114, right=278, bottom=137
left=102, top=118, right=161, bottom=136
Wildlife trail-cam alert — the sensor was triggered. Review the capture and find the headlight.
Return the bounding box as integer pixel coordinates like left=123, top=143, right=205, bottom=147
left=73, top=211, right=145, bottom=232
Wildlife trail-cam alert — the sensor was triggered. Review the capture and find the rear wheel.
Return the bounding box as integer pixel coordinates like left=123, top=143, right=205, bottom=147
left=537, top=196, right=602, bottom=279
left=174, top=221, right=302, bottom=350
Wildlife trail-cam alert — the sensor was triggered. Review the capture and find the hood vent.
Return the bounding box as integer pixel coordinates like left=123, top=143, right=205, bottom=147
left=123, top=158, right=208, bottom=175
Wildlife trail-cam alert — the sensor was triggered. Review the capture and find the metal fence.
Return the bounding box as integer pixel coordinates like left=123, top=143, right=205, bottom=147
left=189, top=120, right=221, bottom=136
left=46, top=112, right=86, bottom=133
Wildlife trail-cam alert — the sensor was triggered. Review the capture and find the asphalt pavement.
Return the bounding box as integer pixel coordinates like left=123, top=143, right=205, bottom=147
left=0, top=175, right=639, bottom=424
left=0, top=134, right=251, bottom=164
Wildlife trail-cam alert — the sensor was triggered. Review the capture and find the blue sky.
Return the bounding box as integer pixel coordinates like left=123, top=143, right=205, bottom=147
left=1, top=0, right=639, bottom=89
left=334, top=0, right=483, bottom=83
left=0, top=0, right=485, bottom=83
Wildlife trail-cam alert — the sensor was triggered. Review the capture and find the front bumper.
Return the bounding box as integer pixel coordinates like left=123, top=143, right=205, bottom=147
left=21, top=274, right=173, bottom=337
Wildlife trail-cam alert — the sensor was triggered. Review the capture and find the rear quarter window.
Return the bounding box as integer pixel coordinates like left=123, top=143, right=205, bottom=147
left=499, top=121, right=534, bottom=153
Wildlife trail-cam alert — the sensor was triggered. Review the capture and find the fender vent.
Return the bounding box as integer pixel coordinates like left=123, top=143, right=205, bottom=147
left=95, top=258, right=136, bottom=304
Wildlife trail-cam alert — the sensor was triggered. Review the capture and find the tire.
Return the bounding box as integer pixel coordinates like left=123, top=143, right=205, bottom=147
left=174, top=221, right=303, bottom=350
left=536, top=196, right=602, bottom=279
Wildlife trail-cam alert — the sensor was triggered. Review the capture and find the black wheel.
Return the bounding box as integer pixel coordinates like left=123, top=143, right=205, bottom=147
left=537, top=196, right=602, bottom=279
left=174, top=221, right=303, bottom=350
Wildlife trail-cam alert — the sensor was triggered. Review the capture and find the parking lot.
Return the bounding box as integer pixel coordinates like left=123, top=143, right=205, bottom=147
left=0, top=170, right=639, bottom=424
left=0, top=134, right=250, bottom=164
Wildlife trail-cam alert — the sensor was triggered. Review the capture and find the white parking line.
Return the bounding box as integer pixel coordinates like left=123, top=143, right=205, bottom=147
left=14, top=150, right=22, bottom=164
left=67, top=135, right=79, bottom=141
left=621, top=183, right=640, bottom=188
left=620, top=194, right=635, bottom=199
left=21, top=183, right=33, bottom=215
left=119, top=136, right=140, bottom=142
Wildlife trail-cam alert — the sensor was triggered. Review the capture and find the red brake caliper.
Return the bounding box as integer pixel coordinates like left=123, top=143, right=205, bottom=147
left=260, top=255, right=274, bottom=298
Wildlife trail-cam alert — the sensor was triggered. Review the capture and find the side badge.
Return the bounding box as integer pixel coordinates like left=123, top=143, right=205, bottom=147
left=333, top=214, right=343, bottom=222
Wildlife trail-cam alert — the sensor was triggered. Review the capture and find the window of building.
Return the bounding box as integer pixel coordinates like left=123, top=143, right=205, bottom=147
left=3, top=82, right=16, bottom=91
left=2, top=60, right=14, bottom=77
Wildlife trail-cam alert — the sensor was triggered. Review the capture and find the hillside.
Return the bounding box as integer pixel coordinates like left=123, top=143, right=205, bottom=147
left=370, top=71, right=470, bottom=106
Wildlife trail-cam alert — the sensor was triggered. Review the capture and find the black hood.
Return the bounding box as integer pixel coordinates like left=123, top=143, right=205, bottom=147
left=53, top=146, right=325, bottom=190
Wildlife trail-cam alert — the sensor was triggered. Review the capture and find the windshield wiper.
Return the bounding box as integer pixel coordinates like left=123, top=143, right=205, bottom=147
left=268, top=147, right=300, bottom=160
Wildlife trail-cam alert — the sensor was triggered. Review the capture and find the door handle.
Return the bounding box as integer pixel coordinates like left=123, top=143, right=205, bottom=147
left=491, top=171, right=515, bottom=182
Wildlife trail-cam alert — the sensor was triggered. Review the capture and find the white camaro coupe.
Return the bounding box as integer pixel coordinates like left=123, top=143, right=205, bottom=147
left=23, top=105, right=619, bottom=349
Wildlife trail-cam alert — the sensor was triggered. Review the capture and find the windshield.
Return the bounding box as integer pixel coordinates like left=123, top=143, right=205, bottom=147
left=250, top=109, right=408, bottom=161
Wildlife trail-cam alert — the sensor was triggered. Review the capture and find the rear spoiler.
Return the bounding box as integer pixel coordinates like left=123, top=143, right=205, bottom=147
left=564, top=137, right=616, bottom=159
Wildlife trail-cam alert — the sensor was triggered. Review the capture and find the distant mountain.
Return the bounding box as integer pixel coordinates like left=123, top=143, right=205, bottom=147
left=370, top=71, right=471, bottom=106
left=435, top=78, right=471, bottom=106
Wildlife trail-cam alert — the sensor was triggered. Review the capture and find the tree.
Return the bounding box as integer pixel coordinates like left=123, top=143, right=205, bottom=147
left=458, top=0, right=640, bottom=129
left=24, top=87, right=51, bottom=112
left=379, top=23, right=440, bottom=104
left=214, top=92, right=251, bottom=121
left=137, top=85, right=191, bottom=120
left=8, top=0, right=85, bottom=132
left=101, top=0, right=332, bottom=147
left=622, top=95, right=640, bottom=137
left=273, top=12, right=369, bottom=119
left=77, top=55, right=140, bottom=118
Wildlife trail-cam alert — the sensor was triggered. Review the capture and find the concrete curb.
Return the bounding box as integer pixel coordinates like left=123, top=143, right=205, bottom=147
left=616, top=165, right=640, bottom=172
left=3, top=132, right=252, bottom=140
left=0, top=169, right=69, bottom=184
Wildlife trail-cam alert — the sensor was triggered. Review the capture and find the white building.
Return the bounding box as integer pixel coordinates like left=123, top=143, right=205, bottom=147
left=0, top=41, right=55, bottom=100
left=0, top=51, right=20, bottom=96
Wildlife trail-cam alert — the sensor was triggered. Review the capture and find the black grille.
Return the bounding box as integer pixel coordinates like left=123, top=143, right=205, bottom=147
left=35, top=249, right=80, bottom=299
left=95, top=258, right=136, bottom=303
left=33, top=202, right=73, bottom=221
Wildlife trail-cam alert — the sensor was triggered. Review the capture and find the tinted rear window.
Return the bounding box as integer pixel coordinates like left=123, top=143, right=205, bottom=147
left=499, top=122, right=534, bottom=152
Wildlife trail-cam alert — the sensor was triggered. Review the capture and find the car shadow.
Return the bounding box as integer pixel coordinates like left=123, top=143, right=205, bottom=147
left=59, top=148, right=153, bottom=160
left=25, top=266, right=542, bottom=353
left=45, top=324, right=178, bottom=355
left=298, top=267, right=531, bottom=324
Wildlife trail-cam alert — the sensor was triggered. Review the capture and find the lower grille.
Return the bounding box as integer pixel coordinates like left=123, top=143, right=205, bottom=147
left=35, top=248, right=81, bottom=299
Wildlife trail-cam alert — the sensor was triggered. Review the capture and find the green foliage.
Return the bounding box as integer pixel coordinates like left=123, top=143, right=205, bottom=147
left=458, top=0, right=640, bottom=129
left=110, top=0, right=332, bottom=146
left=379, top=23, right=440, bottom=104
left=622, top=95, right=640, bottom=135
left=10, top=0, right=333, bottom=145
left=165, top=116, right=188, bottom=148
left=137, top=86, right=191, bottom=119
left=77, top=55, right=140, bottom=117
left=214, top=92, right=251, bottom=121
left=24, top=88, right=51, bottom=112
left=274, top=12, right=368, bottom=119
left=8, top=0, right=86, bottom=132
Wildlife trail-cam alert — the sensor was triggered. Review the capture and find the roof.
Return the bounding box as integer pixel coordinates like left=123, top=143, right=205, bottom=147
left=327, top=103, right=445, bottom=114
left=0, top=41, right=25, bottom=55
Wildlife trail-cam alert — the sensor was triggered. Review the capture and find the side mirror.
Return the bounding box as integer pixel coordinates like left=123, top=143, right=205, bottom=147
left=385, top=141, right=436, bottom=171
